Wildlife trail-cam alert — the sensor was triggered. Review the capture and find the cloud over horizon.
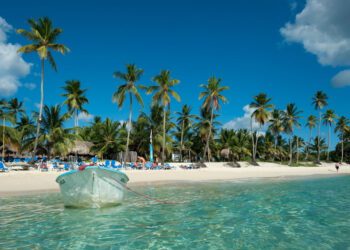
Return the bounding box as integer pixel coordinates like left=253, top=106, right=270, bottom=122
left=0, top=16, right=31, bottom=97
left=78, top=112, right=94, bottom=122
left=223, top=105, right=260, bottom=131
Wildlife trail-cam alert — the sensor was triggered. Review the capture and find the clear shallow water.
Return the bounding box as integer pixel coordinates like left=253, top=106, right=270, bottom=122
left=1, top=176, right=350, bottom=249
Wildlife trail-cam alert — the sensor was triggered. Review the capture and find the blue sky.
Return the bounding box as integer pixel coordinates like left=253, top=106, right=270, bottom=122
left=1, top=0, right=349, bottom=148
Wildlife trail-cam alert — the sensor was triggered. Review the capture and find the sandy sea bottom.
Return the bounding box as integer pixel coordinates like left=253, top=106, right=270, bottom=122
left=1, top=175, right=350, bottom=249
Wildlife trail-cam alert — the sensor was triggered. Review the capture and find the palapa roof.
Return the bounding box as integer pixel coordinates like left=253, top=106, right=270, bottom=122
left=69, top=140, right=94, bottom=155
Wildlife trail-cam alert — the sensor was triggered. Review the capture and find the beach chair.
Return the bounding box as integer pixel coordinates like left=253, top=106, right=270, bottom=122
left=145, top=161, right=153, bottom=170
left=0, top=161, right=8, bottom=172
left=111, top=160, right=122, bottom=169
left=105, top=160, right=111, bottom=168
left=64, top=163, right=70, bottom=171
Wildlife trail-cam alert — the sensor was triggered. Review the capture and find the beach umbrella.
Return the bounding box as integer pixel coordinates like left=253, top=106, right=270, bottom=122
left=149, top=130, right=154, bottom=162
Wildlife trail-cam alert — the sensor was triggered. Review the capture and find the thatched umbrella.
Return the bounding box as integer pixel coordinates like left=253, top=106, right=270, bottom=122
left=69, top=141, right=94, bottom=155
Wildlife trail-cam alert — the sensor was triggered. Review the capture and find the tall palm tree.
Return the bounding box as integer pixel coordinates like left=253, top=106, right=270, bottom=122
left=312, top=91, right=328, bottom=163
left=147, top=70, right=180, bottom=165
left=335, top=116, right=349, bottom=163
left=283, top=103, right=302, bottom=165
left=62, top=80, right=89, bottom=128
left=322, top=109, right=337, bottom=161
left=249, top=93, right=273, bottom=163
left=305, top=115, right=317, bottom=160
left=176, top=105, right=196, bottom=162
left=17, top=17, right=69, bottom=160
left=199, top=77, right=228, bottom=162
left=268, top=109, right=284, bottom=161
left=113, top=64, right=144, bottom=165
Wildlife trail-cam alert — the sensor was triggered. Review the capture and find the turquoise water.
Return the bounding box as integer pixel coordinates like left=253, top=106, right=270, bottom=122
left=1, top=176, right=350, bottom=249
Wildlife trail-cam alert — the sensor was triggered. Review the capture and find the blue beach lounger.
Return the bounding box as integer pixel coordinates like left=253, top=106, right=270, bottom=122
left=0, top=161, right=8, bottom=172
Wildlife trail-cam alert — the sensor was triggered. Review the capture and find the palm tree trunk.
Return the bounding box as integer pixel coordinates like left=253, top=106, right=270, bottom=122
left=180, top=120, right=184, bottom=162
left=327, top=125, right=330, bottom=161
left=2, top=117, right=5, bottom=161
left=124, top=93, right=132, bottom=166
left=75, top=109, right=78, bottom=161
left=341, top=132, right=344, bottom=163
left=317, top=111, right=321, bottom=163
left=162, top=105, right=166, bottom=165
left=296, top=137, right=299, bottom=165
left=254, top=125, right=260, bottom=161
left=273, top=135, right=277, bottom=162
left=32, top=59, right=45, bottom=161
left=305, top=128, right=312, bottom=161
left=250, top=118, right=256, bottom=163
left=288, top=135, right=293, bottom=165
left=204, top=107, right=214, bottom=162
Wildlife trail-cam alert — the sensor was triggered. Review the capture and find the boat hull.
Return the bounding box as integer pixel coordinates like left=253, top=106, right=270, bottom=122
left=56, top=166, right=129, bottom=208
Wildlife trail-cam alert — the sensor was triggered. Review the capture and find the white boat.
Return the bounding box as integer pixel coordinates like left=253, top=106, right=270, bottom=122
left=56, top=166, right=129, bottom=208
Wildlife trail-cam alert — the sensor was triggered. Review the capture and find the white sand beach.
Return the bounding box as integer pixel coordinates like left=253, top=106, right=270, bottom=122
left=0, top=162, right=349, bottom=196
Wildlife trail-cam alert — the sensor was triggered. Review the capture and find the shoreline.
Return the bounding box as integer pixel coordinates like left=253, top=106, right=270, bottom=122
left=1, top=162, right=349, bottom=197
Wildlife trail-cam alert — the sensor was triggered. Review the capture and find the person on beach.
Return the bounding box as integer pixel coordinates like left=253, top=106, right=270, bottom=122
left=335, top=162, right=340, bottom=173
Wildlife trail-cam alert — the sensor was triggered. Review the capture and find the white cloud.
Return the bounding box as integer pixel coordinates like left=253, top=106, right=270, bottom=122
left=78, top=112, right=94, bottom=122
left=223, top=105, right=261, bottom=130
left=331, top=70, right=350, bottom=87
left=24, top=83, right=36, bottom=90
left=0, top=16, right=31, bottom=97
left=281, top=0, right=350, bottom=67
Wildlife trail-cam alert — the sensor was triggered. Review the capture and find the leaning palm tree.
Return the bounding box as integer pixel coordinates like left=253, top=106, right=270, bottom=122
left=17, top=17, right=69, bottom=160
left=312, top=91, right=328, bottom=163
left=147, top=70, right=180, bottom=165
left=322, top=109, right=337, bottom=161
left=176, top=105, right=196, bottom=162
left=113, top=64, right=144, bottom=165
left=335, top=116, right=349, bottom=163
left=283, top=103, right=302, bottom=165
left=249, top=93, right=273, bottom=163
left=62, top=80, right=89, bottom=128
left=305, top=115, right=317, bottom=160
left=199, top=77, right=228, bottom=162
left=268, top=109, right=284, bottom=161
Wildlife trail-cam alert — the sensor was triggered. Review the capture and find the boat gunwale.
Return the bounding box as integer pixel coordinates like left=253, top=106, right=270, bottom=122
left=55, top=166, right=129, bottom=183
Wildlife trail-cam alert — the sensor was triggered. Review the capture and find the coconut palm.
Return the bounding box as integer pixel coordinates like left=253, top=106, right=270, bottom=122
left=312, top=91, right=328, bottom=163
left=199, top=77, right=228, bottom=162
left=17, top=17, right=69, bottom=159
left=7, top=98, right=25, bottom=122
left=62, top=80, right=89, bottom=128
left=113, top=64, right=144, bottom=165
left=249, top=93, right=273, bottom=163
left=335, top=116, right=349, bottom=163
left=322, top=109, right=337, bottom=161
left=147, top=70, right=180, bottom=165
left=176, top=105, right=196, bottom=162
left=268, top=109, right=284, bottom=160
left=305, top=115, right=317, bottom=160
left=36, top=105, right=75, bottom=157
left=283, top=103, right=302, bottom=165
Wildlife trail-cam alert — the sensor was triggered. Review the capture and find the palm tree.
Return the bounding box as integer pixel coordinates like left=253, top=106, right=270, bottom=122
left=199, top=77, right=228, bottom=162
left=312, top=91, right=328, bottom=163
left=62, top=80, right=89, bottom=129
left=335, top=116, right=349, bottom=163
left=283, top=103, right=302, bottom=165
left=176, top=105, right=196, bottom=162
left=113, top=64, right=144, bottom=165
left=147, top=70, right=180, bottom=165
left=17, top=17, right=69, bottom=160
left=7, top=98, right=25, bottom=122
left=322, top=109, right=337, bottom=161
left=305, top=115, right=317, bottom=160
left=268, top=109, right=284, bottom=161
left=37, top=105, right=75, bottom=157
left=249, top=93, right=273, bottom=163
